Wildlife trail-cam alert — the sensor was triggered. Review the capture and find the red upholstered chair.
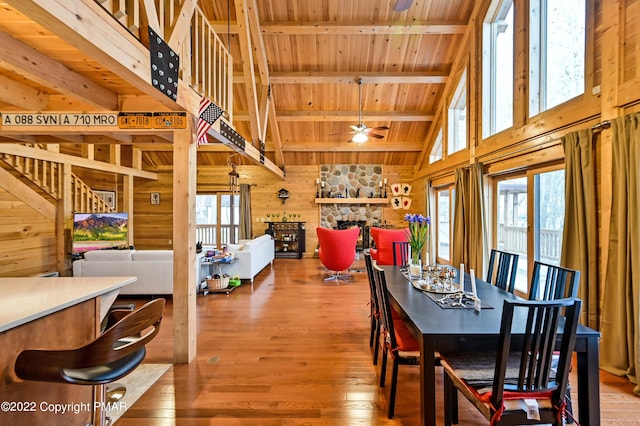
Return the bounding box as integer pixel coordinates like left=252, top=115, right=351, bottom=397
left=369, top=227, right=409, bottom=265
left=317, top=227, right=360, bottom=282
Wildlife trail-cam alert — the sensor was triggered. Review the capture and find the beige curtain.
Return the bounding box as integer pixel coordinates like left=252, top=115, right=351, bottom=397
left=452, top=164, right=487, bottom=272
left=239, top=184, right=252, bottom=240
left=469, top=163, right=488, bottom=273
left=600, top=113, right=640, bottom=395
left=452, top=167, right=468, bottom=267
left=425, top=180, right=435, bottom=264
left=560, top=129, right=599, bottom=328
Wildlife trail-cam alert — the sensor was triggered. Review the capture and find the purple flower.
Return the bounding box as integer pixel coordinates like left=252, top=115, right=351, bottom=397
left=404, top=213, right=431, bottom=261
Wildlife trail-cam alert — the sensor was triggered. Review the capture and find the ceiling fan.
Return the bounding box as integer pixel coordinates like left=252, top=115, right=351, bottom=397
left=341, top=78, right=389, bottom=144
left=393, top=0, right=413, bottom=12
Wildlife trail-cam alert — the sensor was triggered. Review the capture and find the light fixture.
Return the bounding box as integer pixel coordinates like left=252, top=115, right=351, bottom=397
left=228, top=155, right=239, bottom=195
left=351, top=132, right=368, bottom=144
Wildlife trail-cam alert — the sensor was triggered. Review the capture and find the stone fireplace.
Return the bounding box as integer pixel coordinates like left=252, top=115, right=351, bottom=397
left=318, top=165, right=384, bottom=249
left=336, top=220, right=369, bottom=250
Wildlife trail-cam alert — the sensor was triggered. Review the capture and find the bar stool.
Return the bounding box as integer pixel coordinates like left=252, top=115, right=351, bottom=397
left=14, top=298, right=165, bottom=426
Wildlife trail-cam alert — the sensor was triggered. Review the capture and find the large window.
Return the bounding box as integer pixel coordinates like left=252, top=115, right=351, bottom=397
left=429, top=128, right=443, bottom=163
left=447, top=70, right=468, bottom=154
left=482, top=0, right=514, bottom=138
left=436, top=186, right=455, bottom=263
left=493, top=166, right=565, bottom=294
left=529, top=0, right=585, bottom=116
left=196, top=193, right=239, bottom=247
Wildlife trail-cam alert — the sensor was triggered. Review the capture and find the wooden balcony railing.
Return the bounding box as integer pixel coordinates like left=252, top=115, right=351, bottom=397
left=96, top=0, right=233, bottom=119
left=1, top=149, right=113, bottom=214
left=499, top=225, right=562, bottom=263
left=196, top=224, right=238, bottom=247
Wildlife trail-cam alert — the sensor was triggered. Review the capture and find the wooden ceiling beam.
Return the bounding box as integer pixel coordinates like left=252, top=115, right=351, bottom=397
left=233, top=71, right=449, bottom=84
left=281, top=141, right=422, bottom=152
left=212, top=21, right=467, bottom=35
left=267, top=71, right=448, bottom=85
left=234, top=110, right=434, bottom=122
left=167, top=0, right=197, bottom=48
left=0, top=74, right=49, bottom=111
left=0, top=30, right=118, bottom=110
left=5, top=0, right=183, bottom=111
left=233, top=0, right=262, bottom=146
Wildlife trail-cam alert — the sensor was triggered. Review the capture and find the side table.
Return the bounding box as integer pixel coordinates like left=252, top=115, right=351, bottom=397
left=199, top=257, right=239, bottom=295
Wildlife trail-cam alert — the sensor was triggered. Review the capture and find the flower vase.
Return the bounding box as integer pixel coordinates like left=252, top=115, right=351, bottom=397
left=409, top=257, right=422, bottom=278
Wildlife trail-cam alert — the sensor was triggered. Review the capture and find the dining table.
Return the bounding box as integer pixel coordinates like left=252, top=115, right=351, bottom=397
left=383, top=265, right=601, bottom=426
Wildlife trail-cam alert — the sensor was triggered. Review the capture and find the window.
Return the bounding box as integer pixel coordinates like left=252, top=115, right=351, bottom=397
left=492, top=166, right=565, bottom=294
left=429, top=128, right=443, bottom=163
left=436, top=186, right=455, bottom=262
left=529, top=0, right=585, bottom=116
left=196, top=193, right=239, bottom=247
left=482, top=0, right=514, bottom=138
left=447, top=70, right=468, bottom=154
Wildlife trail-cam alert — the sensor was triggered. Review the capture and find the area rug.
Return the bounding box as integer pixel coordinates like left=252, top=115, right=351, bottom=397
left=105, top=363, right=171, bottom=423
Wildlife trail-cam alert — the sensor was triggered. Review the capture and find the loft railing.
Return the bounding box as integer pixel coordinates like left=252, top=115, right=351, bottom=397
left=96, top=0, right=233, bottom=119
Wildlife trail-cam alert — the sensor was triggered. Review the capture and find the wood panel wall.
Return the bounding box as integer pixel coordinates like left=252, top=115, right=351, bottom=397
left=2, top=0, right=640, bottom=281
left=412, top=0, right=640, bottom=294
left=0, top=187, right=56, bottom=276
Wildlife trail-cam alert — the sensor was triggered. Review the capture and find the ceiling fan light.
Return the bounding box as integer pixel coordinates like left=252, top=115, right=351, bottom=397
left=351, top=132, right=368, bottom=144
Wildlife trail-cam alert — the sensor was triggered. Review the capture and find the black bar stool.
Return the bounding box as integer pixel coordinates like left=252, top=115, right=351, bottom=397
left=14, top=298, right=165, bottom=426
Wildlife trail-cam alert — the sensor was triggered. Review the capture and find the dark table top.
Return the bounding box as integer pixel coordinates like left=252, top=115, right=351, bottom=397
left=384, top=265, right=600, bottom=341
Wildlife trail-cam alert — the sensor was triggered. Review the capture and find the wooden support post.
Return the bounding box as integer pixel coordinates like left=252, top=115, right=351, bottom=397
left=57, top=163, right=72, bottom=276
left=172, top=120, right=197, bottom=363
left=123, top=175, right=134, bottom=247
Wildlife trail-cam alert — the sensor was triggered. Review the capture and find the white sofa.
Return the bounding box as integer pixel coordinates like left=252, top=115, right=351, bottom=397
left=215, top=234, right=275, bottom=284
left=72, top=249, right=202, bottom=295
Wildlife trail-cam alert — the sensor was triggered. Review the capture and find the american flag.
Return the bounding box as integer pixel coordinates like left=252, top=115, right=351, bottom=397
left=197, top=97, right=223, bottom=145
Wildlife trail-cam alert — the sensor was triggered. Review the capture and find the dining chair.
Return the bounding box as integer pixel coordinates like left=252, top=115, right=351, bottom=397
left=364, top=250, right=381, bottom=365
left=528, top=260, right=581, bottom=421
left=369, top=227, right=409, bottom=265
left=316, top=227, right=360, bottom=283
left=486, top=249, right=519, bottom=293
left=529, top=260, right=580, bottom=301
left=371, top=261, right=420, bottom=418
left=440, top=297, right=582, bottom=426
left=392, top=241, right=410, bottom=266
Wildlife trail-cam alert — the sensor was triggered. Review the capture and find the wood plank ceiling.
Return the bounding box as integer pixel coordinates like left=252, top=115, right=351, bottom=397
left=0, top=0, right=475, bottom=169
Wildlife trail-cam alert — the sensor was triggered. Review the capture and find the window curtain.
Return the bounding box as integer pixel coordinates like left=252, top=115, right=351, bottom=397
left=560, top=128, right=599, bottom=328
left=239, top=184, right=252, bottom=240
left=452, top=167, right=468, bottom=267
left=452, top=163, right=487, bottom=272
left=425, top=180, right=435, bottom=264
left=600, top=113, right=640, bottom=396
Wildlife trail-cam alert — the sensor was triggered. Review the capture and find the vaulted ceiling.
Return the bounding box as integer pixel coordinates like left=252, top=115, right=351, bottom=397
left=0, top=0, right=477, bottom=172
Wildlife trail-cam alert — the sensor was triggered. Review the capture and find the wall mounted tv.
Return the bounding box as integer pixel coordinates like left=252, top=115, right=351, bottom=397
left=72, top=212, right=129, bottom=254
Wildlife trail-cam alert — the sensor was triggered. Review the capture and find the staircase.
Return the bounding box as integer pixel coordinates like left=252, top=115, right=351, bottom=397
left=0, top=149, right=115, bottom=213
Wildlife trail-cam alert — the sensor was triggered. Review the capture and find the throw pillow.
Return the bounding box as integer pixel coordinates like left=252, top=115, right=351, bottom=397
left=227, top=243, right=244, bottom=253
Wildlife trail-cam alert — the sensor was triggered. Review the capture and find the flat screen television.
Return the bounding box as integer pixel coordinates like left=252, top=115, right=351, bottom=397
left=72, top=212, right=129, bottom=254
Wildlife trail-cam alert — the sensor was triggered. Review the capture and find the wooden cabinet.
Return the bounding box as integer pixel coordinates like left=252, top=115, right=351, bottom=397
left=266, top=222, right=305, bottom=259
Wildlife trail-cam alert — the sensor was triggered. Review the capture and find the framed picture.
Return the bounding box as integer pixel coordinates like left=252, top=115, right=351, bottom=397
left=94, top=190, right=116, bottom=210
left=150, top=192, right=161, bottom=205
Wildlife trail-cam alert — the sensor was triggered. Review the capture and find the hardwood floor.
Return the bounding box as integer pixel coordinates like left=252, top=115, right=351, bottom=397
left=116, top=257, right=640, bottom=425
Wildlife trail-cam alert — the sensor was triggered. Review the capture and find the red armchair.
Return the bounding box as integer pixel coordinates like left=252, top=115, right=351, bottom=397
left=317, top=227, right=361, bottom=282
left=369, top=227, right=409, bottom=265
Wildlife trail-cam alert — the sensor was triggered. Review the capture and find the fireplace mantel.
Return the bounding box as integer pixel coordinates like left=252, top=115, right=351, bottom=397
left=315, top=198, right=389, bottom=204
